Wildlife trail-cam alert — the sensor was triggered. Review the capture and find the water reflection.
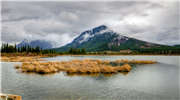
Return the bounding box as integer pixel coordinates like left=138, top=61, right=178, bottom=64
left=66, top=72, right=130, bottom=77
left=16, top=71, right=57, bottom=76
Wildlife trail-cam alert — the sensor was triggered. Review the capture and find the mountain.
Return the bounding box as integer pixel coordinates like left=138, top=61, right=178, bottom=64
left=17, top=39, right=53, bottom=49
left=54, top=25, right=168, bottom=52
left=173, top=45, right=180, bottom=48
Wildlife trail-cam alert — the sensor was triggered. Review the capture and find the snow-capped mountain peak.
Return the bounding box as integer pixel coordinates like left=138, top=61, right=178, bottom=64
left=75, top=25, right=114, bottom=44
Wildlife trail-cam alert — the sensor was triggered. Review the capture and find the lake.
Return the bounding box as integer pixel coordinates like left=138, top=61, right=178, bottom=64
left=1, top=56, right=179, bottom=100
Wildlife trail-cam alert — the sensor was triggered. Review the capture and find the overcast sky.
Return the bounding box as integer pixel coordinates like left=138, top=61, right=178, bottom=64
left=1, top=0, right=180, bottom=47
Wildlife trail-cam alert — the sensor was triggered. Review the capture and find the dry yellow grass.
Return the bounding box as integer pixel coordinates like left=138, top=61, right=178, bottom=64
left=0, top=93, right=22, bottom=100
left=114, top=59, right=157, bottom=64
left=14, top=59, right=157, bottom=75
left=1, top=56, right=44, bottom=62
left=114, top=64, right=132, bottom=72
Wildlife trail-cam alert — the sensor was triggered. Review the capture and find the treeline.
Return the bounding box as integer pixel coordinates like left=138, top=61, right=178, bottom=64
left=68, top=48, right=86, bottom=54
left=133, top=47, right=180, bottom=55
left=0, top=43, right=87, bottom=55
left=1, top=43, right=56, bottom=54
left=1, top=43, right=179, bottom=55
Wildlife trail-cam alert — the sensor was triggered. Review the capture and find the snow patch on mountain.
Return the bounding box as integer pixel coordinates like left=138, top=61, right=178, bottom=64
left=78, top=25, right=114, bottom=44
left=79, top=33, right=92, bottom=43
left=95, top=28, right=113, bottom=35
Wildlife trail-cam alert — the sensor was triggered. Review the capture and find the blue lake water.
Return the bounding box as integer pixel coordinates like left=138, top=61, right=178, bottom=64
left=1, top=56, right=179, bottom=100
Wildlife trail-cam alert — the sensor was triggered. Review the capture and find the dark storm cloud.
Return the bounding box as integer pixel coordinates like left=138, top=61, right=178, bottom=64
left=1, top=0, right=179, bottom=46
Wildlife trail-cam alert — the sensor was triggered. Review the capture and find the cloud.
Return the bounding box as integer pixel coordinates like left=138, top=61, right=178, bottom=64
left=1, top=0, right=179, bottom=47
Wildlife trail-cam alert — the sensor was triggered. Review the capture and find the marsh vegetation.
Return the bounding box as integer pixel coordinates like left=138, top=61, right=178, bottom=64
left=14, top=59, right=157, bottom=75
left=0, top=94, right=21, bottom=100
left=1, top=56, right=44, bottom=62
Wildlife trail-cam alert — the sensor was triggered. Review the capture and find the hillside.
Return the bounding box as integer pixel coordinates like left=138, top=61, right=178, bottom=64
left=54, top=25, right=167, bottom=52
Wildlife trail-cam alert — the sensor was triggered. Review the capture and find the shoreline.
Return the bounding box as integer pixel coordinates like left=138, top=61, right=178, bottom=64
left=1, top=53, right=180, bottom=57
left=59, top=54, right=180, bottom=56
left=0, top=53, right=178, bottom=62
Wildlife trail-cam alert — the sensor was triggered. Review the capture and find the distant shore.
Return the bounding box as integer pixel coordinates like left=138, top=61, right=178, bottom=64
left=0, top=53, right=179, bottom=62
left=1, top=53, right=180, bottom=58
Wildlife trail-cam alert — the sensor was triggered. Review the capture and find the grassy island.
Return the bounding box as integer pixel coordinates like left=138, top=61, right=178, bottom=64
left=14, top=59, right=157, bottom=75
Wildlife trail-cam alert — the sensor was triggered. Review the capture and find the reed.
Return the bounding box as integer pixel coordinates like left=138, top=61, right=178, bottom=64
left=15, top=59, right=157, bottom=75
left=100, top=65, right=117, bottom=73
left=114, top=59, right=157, bottom=64
left=1, top=56, right=44, bottom=62
left=0, top=93, right=22, bottom=100
left=114, top=64, right=132, bottom=72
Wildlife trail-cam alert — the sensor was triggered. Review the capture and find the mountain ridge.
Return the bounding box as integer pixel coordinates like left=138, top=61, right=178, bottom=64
left=54, top=25, right=168, bottom=52
left=17, top=39, right=53, bottom=50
